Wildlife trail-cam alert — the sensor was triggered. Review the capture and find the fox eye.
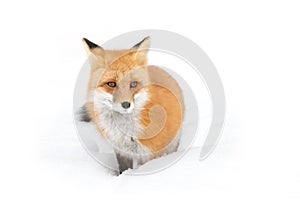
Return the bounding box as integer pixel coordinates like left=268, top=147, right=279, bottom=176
left=130, top=81, right=138, bottom=88
left=107, top=82, right=116, bottom=88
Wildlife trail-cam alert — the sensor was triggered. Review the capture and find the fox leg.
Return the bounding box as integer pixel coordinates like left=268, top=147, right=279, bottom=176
left=115, top=152, right=133, bottom=174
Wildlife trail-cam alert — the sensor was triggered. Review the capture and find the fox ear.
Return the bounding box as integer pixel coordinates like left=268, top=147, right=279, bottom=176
left=82, top=38, right=106, bottom=69
left=82, top=38, right=104, bottom=56
left=132, top=36, right=151, bottom=50
left=131, top=37, right=150, bottom=61
left=132, top=36, right=151, bottom=51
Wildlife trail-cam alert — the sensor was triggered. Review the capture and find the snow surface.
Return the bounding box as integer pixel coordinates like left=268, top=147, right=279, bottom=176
left=2, top=2, right=300, bottom=202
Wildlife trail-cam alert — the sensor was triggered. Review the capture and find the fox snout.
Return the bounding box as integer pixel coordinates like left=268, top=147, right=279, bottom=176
left=111, top=85, right=136, bottom=113
left=112, top=100, right=134, bottom=114
left=112, top=90, right=134, bottom=113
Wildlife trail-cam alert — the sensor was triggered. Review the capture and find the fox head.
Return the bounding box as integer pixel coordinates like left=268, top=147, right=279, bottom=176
left=82, top=37, right=151, bottom=114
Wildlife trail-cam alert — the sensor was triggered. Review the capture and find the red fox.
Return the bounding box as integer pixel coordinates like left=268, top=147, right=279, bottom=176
left=81, top=37, right=184, bottom=174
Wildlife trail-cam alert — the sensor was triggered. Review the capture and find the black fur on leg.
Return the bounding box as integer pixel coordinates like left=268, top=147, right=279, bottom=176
left=115, top=152, right=133, bottom=175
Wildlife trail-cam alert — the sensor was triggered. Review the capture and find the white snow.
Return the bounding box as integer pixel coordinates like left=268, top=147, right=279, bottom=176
left=2, top=2, right=300, bottom=201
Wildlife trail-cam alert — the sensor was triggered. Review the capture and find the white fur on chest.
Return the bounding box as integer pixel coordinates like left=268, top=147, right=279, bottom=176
left=93, top=90, right=152, bottom=163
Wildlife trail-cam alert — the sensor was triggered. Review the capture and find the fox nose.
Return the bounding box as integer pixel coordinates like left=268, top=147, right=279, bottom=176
left=121, top=101, right=131, bottom=109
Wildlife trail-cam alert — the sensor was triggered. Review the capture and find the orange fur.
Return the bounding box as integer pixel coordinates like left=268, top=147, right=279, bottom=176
left=139, top=84, right=183, bottom=154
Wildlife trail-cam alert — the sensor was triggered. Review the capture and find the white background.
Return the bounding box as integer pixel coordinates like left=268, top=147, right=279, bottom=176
left=0, top=0, right=300, bottom=201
